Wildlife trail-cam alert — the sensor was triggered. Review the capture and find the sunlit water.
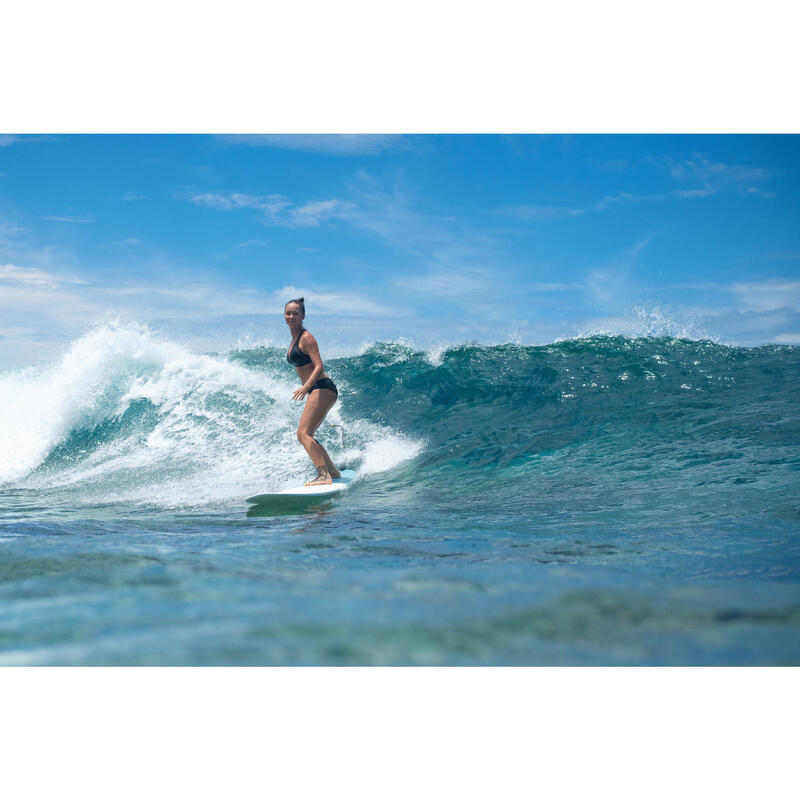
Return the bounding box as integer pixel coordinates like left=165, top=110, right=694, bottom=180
left=1, top=325, right=798, bottom=664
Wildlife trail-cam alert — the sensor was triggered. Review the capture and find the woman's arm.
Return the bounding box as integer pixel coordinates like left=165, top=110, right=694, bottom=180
left=292, top=332, right=324, bottom=400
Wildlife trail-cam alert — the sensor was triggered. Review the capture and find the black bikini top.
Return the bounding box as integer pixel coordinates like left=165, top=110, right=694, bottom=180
left=287, top=328, right=312, bottom=366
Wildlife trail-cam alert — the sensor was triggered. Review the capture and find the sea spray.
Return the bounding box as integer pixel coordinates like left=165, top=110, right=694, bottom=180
left=1, top=323, right=421, bottom=506
left=2, top=324, right=798, bottom=518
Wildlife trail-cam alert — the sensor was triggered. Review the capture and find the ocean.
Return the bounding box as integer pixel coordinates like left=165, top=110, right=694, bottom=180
left=1, top=324, right=798, bottom=665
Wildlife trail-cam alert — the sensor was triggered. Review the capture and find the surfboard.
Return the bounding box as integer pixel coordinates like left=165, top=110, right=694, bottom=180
left=246, top=469, right=357, bottom=504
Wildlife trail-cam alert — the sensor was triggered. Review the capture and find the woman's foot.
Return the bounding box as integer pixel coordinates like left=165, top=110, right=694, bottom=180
left=305, top=466, right=333, bottom=486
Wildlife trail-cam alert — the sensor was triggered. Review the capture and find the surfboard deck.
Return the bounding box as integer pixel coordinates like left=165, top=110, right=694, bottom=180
left=246, top=469, right=357, bottom=504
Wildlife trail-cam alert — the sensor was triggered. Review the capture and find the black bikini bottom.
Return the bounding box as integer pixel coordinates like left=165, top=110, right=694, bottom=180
left=308, top=377, right=338, bottom=396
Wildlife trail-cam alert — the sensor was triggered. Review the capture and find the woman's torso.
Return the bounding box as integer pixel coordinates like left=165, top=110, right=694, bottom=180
left=287, top=328, right=329, bottom=382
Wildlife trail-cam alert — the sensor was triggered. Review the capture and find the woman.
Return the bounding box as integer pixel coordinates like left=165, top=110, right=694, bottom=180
left=284, top=297, right=342, bottom=486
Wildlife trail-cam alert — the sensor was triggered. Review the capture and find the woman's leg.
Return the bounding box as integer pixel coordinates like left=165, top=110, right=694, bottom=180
left=297, top=388, right=340, bottom=485
left=312, top=437, right=341, bottom=480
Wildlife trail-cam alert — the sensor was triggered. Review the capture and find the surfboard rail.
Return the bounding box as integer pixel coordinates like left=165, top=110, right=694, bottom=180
left=246, top=469, right=357, bottom=504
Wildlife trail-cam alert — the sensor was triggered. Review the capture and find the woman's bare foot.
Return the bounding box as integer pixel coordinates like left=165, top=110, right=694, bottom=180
left=305, top=466, right=333, bottom=486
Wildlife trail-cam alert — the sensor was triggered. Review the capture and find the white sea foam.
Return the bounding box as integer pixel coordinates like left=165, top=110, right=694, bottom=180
left=341, top=426, right=424, bottom=476
left=572, top=305, right=715, bottom=342
left=0, top=322, right=177, bottom=484
left=0, top=323, right=422, bottom=507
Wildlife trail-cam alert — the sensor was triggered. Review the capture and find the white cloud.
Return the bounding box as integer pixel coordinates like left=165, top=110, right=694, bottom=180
left=396, top=266, right=496, bottom=296
left=188, top=173, right=494, bottom=267
left=0, top=219, right=27, bottom=240
left=528, top=282, right=581, bottom=291
left=188, top=174, right=468, bottom=249
left=500, top=204, right=584, bottom=219
left=211, top=239, right=271, bottom=261
left=341, top=174, right=471, bottom=256
left=274, top=285, right=392, bottom=315
left=102, top=238, right=142, bottom=249
left=498, top=154, right=776, bottom=223
left=0, top=134, right=51, bottom=148
left=498, top=188, right=716, bottom=221
left=672, top=188, right=718, bottom=198
left=0, top=263, right=85, bottom=288
left=232, top=239, right=269, bottom=250
left=745, top=187, right=777, bottom=198
left=288, top=199, right=356, bottom=227
left=728, top=280, right=800, bottom=312
left=573, top=236, right=656, bottom=311
left=665, top=155, right=776, bottom=197
left=584, top=269, right=629, bottom=309
left=42, top=215, right=95, bottom=223
left=668, top=156, right=773, bottom=187
left=623, top=235, right=653, bottom=259
left=0, top=270, right=391, bottom=321
left=189, top=191, right=352, bottom=228
left=190, top=192, right=290, bottom=215
left=592, top=192, right=638, bottom=211
left=0, top=262, right=397, bottom=368
left=774, top=332, right=800, bottom=344
left=219, top=134, right=411, bottom=155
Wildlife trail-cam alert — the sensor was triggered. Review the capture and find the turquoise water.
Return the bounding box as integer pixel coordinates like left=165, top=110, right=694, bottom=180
left=1, top=325, right=798, bottom=664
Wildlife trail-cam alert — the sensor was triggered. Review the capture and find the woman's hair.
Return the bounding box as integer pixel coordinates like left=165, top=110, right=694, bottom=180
left=285, top=297, right=305, bottom=316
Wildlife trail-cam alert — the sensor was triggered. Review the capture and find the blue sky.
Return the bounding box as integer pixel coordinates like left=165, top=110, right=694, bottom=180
left=1, top=133, right=798, bottom=368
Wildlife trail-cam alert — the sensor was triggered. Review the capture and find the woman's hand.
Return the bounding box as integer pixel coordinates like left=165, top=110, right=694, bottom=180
left=292, top=385, right=309, bottom=401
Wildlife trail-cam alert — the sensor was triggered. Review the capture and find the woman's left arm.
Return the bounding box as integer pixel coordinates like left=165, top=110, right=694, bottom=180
left=292, top=333, right=324, bottom=400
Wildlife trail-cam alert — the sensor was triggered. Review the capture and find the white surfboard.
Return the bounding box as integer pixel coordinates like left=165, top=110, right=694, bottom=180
left=246, top=469, right=357, bottom=504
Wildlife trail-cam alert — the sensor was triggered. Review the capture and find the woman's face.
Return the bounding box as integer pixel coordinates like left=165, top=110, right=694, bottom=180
left=284, top=302, right=303, bottom=327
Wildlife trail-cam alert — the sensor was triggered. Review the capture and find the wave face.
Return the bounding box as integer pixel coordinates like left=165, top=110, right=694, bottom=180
left=2, top=325, right=799, bottom=521
left=309, top=336, right=800, bottom=528
left=0, top=325, right=420, bottom=506
left=1, top=325, right=799, bottom=666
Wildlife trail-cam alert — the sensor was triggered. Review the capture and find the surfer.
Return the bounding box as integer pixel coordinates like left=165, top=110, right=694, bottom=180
left=285, top=297, right=342, bottom=486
